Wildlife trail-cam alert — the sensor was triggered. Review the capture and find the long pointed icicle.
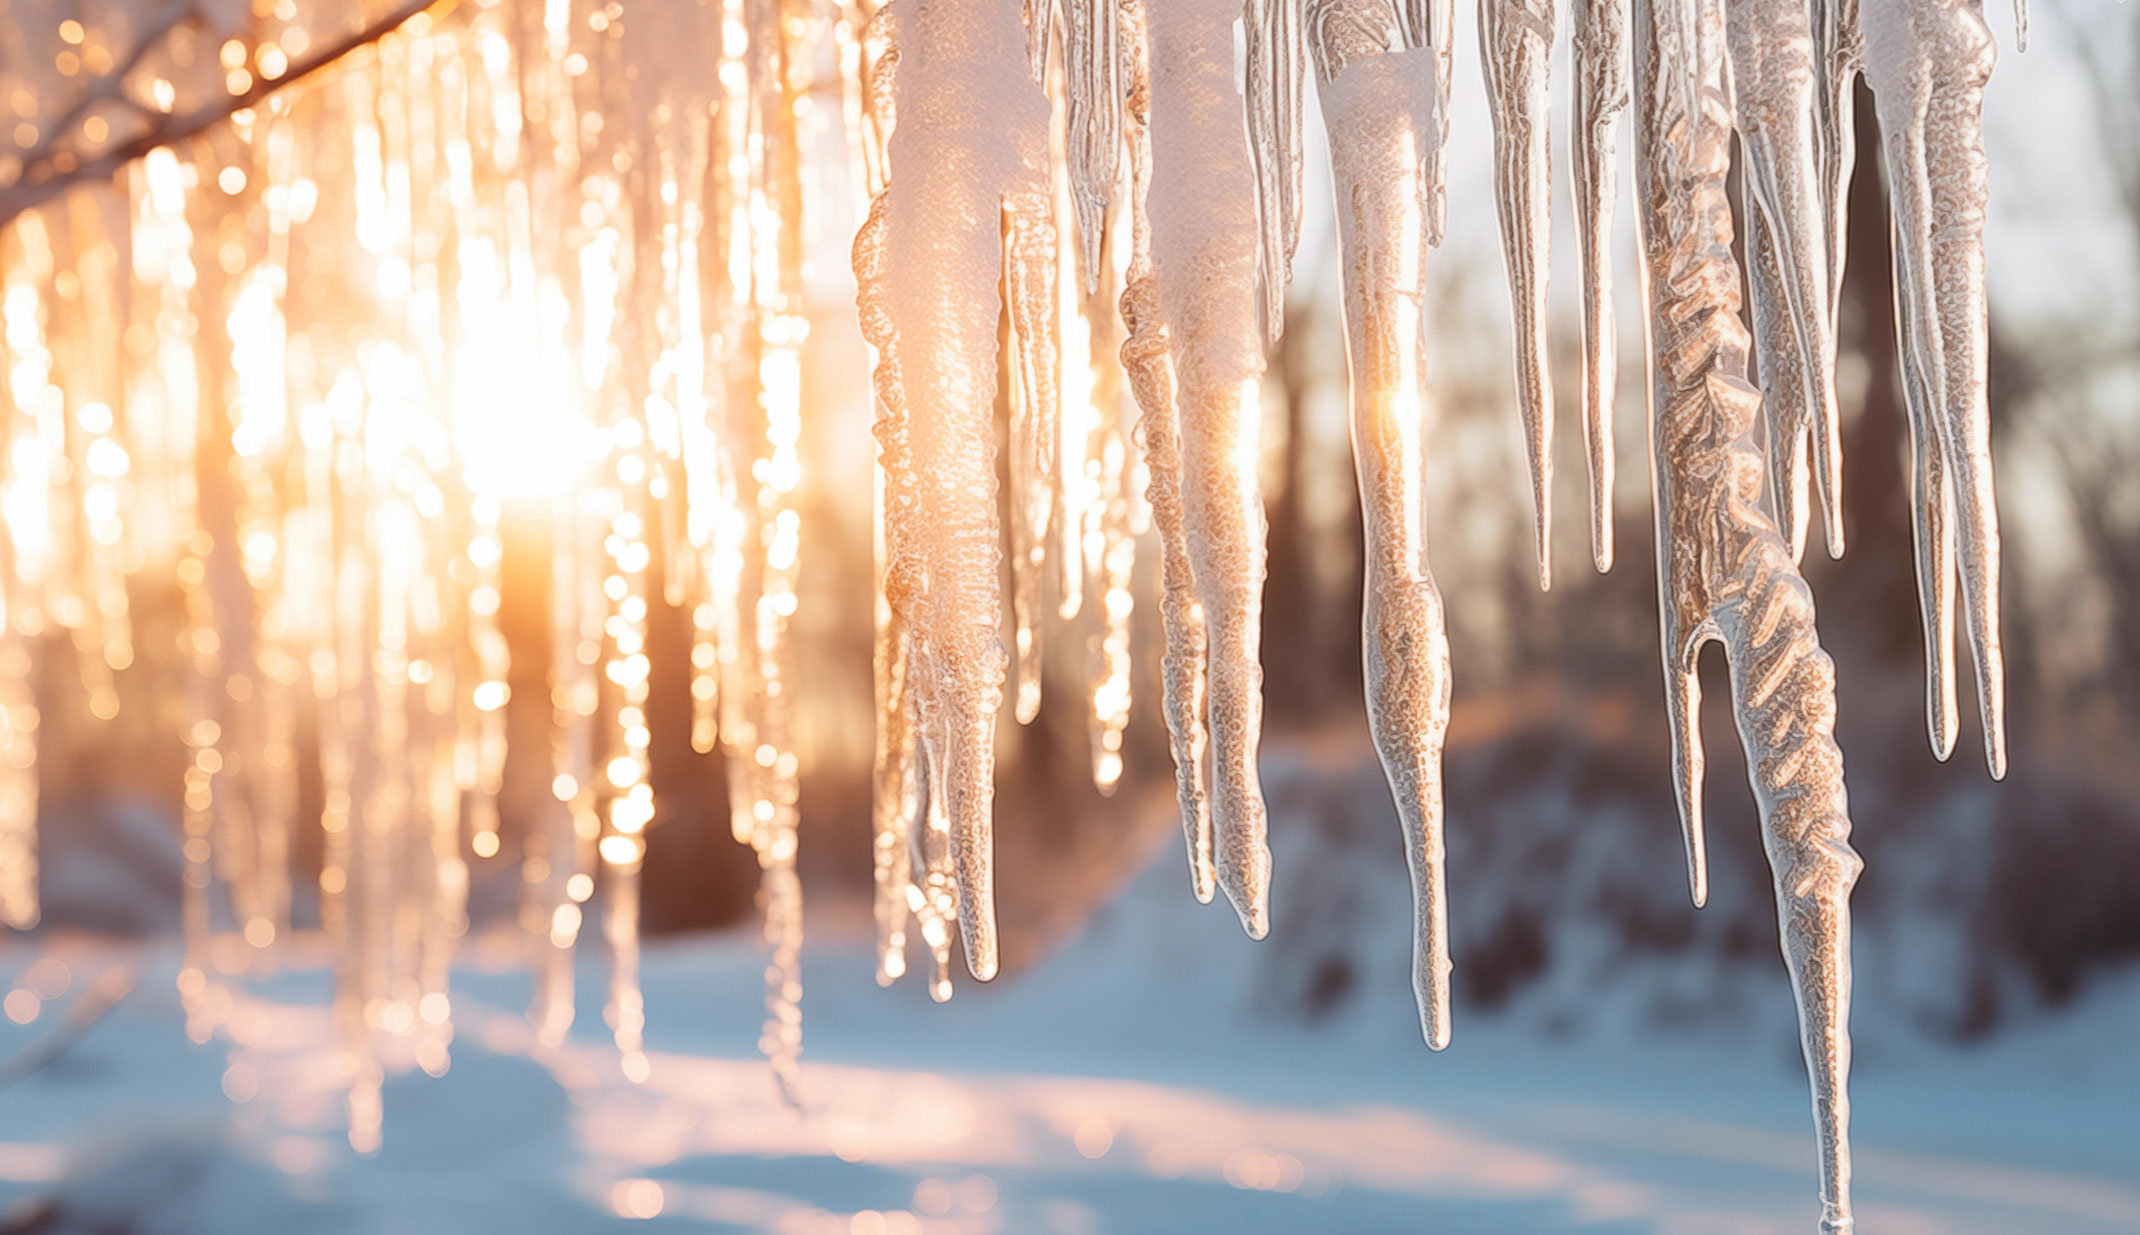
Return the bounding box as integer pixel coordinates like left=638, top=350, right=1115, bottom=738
left=1862, top=0, right=2006, bottom=777
left=1065, top=0, right=1121, bottom=290
left=1809, top=0, right=1859, bottom=560
left=1728, top=0, right=1844, bottom=565
left=883, top=0, right=1049, bottom=979
left=1120, top=0, right=1214, bottom=905
left=1480, top=0, right=1559, bottom=589
left=1631, top=0, right=1861, bottom=1225
left=1810, top=0, right=1861, bottom=329
left=856, top=1, right=916, bottom=987
left=1572, top=0, right=1630, bottom=572
left=1009, top=0, right=1066, bottom=727
left=1006, top=179, right=1062, bottom=725
left=1145, top=0, right=1274, bottom=938
left=1308, top=0, right=1454, bottom=1050
left=1246, top=0, right=1308, bottom=340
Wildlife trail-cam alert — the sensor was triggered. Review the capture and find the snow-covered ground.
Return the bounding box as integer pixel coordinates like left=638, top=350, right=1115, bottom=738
left=2, top=836, right=2137, bottom=1235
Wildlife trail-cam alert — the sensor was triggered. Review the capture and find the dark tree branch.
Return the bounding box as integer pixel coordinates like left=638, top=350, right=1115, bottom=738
left=0, top=0, right=453, bottom=229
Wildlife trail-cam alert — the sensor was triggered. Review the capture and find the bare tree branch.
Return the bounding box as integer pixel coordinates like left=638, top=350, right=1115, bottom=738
left=0, top=0, right=453, bottom=229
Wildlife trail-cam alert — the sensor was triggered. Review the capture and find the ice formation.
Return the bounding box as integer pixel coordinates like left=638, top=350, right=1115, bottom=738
left=1307, top=0, right=1452, bottom=1049
left=0, top=0, right=2028, bottom=1223
left=1730, top=0, right=1845, bottom=563
left=1143, top=0, right=1275, bottom=936
left=1118, top=0, right=1217, bottom=905
left=1481, top=0, right=1560, bottom=588
left=1861, top=0, right=2007, bottom=776
left=1572, top=0, right=1629, bottom=571
left=1632, top=0, right=1861, bottom=1223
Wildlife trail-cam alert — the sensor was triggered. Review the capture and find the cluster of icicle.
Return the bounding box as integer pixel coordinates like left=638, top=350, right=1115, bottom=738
left=1, top=0, right=2022, bottom=1220
left=0, top=0, right=835, bottom=1141
left=856, top=0, right=2018, bottom=1225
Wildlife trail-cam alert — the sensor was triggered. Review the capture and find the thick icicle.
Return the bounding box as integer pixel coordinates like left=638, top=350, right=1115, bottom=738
left=1480, top=0, right=1559, bottom=588
left=1119, top=0, right=1214, bottom=904
left=1572, top=0, right=1630, bottom=571
left=1065, top=0, right=1121, bottom=290
left=1728, top=0, right=1843, bottom=564
left=1630, top=0, right=1860, bottom=1224
left=1861, top=0, right=2006, bottom=777
left=883, top=0, right=1050, bottom=978
left=1144, top=0, right=1273, bottom=937
left=1308, top=0, right=1454, bottom=1050
left=1246, top=0, right=1309, bottom=339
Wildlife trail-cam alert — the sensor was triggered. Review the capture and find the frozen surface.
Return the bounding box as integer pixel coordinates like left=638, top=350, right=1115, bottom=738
left=3, top=845, right=2136, bottom=1235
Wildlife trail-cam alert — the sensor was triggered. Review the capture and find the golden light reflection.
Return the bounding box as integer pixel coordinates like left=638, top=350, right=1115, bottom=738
left=2, top=0, right=1169, bottom=1152
left=0, top=0, right=824, bottom=1145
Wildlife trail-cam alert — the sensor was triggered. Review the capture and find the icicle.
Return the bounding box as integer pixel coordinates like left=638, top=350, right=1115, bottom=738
left=868, top=492, right=921, bottom=986
left=1056, top=170, right=1099, bottom=630
left=0, top=632, right=32, bottom=932
left=1727, top=0, right=1843, bottom=565
left=1861, top=0, right=2006, bottom=777
left=1572, top=0, right=1629, bottom=572
left=914, top=721, right=959, bottom=1001
left=855, top=3, right=918, bottom=989
left=1005, top=172, right=1061, bottom=726
left=1400, top=0, right=1457, bottom=245
left=1480, top=0, right=1559, bottom=589
left=1143, top=0, right=1273, bottom=936
left=1118, top=0, right=1214, bottom=906
left=540, top=485, right=602, bottom=1046
left=761, top=132, right=809, bottom=1103
left=1630, top=0, right=1860, bottom=1224
left=881, top=0, right=1049, bottom=980
left=1064, top=0, right=1121, bottom=290
left=1026, top=0, right=1061, bottom=79
left=1245, top=0, right=1308, bottom=340
left=465, top=500, right=509, bottom=858
left=599, top=433, right=657, bottom=1085
left=1081, top=221, right=1136, bottom=795
left=1809, top=0, right=1860, bottom=558
left=1307, top=0, right=1454, bottom=1049
left=1810, top=0, right=1859, bottom=319
left=0, top=222, right=56, bottom=933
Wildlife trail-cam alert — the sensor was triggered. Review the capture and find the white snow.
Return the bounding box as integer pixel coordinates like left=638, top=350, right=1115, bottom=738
left=2, top=840, right=2135, bottom=1234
